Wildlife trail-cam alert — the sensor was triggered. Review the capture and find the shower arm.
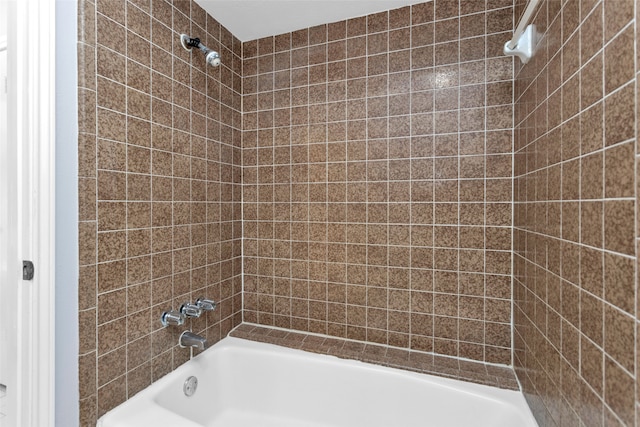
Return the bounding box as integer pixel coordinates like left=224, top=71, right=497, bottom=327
left=186, top=37, right=211, bottom=56
left=180, top=34, right=221, bottom=67
left=183, top=36, right=204, bottom=50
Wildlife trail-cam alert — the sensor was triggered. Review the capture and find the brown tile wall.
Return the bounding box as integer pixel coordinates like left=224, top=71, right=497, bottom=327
left=77, top=0, right=243, bottom=424
left=80, top=1, right=640, bottom=425
left=513, top=0, right=637, bottom=425
left=242, top=0, right=515, bottom=365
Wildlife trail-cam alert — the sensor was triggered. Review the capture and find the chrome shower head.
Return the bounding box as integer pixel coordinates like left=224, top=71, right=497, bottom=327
left=180, top=34, right=221, bottom=67
left=205, top=50, right=221, bottom=67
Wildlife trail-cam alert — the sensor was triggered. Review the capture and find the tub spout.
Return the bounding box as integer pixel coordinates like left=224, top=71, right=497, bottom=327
left=179, top=331, right=208, bottom=350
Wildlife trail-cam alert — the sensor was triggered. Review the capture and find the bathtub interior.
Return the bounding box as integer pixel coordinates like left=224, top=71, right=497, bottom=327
left=144, top=337, right=537, bottom=427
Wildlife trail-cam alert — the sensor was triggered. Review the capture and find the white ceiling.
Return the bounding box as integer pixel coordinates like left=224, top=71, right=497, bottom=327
left=195, top=0, right=429, bottom=42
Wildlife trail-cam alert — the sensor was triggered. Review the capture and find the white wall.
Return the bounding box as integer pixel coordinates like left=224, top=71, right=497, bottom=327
left=55, top=0, right=79, bottom=425
left=0, top=0, right=8, bottom=389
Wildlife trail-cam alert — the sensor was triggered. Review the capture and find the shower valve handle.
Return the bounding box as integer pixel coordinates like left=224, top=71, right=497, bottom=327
left=161, top=310, right=186, bottom=327
left=196, top=298, right=217, bottom=312
left=181, top=303, right=203, bottom=318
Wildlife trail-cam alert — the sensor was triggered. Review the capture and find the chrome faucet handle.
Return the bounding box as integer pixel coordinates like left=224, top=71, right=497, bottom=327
left=196, top=297, right=217, bottom=312
left=161, top=310, right=185, bottom=327
left=180, top=303, right=203, bottom=318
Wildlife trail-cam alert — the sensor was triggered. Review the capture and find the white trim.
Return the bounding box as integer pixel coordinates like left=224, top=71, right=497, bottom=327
left=4, top=0, right=56, bottom=425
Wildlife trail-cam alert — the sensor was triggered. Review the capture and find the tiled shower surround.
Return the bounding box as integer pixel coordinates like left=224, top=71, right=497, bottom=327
left=242, top=1, right=516, bottom=364
left=76, top=0, right=640, bottom=426
left=513, top=0, right=638, bottom=425
left=77, top=0, right=243, bottom=423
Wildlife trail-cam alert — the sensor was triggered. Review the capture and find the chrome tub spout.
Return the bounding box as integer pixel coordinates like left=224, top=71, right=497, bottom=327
left=179, top=331, right=208, bottom=350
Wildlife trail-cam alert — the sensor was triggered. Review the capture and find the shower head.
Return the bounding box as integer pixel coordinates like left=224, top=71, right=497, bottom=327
left=180, top=34, right=221, bottom=67
left=205, top=51, right=221, bottom=67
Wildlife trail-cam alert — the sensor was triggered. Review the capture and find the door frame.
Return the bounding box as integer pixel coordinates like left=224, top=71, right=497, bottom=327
left=3, top=0, right=56, bottom=425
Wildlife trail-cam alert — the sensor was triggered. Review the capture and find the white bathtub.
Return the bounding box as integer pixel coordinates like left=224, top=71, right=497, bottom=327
left=97, top=337, right=538, bottom=427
